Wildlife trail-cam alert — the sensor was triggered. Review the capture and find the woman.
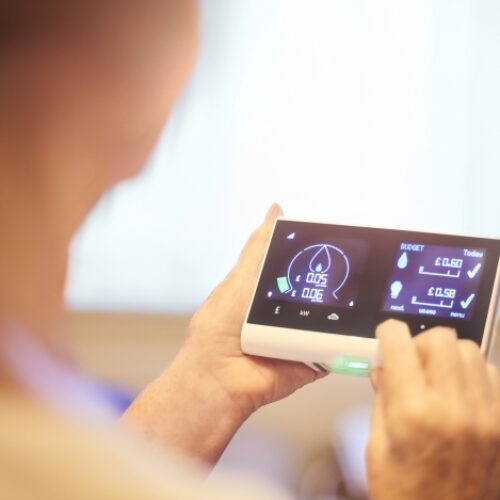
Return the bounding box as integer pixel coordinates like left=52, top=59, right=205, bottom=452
left=1, top=2, right=499, bottom=498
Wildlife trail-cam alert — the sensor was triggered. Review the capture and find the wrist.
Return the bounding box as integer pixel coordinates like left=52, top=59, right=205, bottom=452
left=121, top=343, right=250, bottom=465
left=171, top=342, right=253, bottom=425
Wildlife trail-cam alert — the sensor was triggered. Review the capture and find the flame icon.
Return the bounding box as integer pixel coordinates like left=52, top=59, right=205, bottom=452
left=309, top=245, right=332, bottom=274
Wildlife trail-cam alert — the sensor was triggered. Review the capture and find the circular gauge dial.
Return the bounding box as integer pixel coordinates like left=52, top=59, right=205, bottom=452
left=276, top=244, right=352, bottom=305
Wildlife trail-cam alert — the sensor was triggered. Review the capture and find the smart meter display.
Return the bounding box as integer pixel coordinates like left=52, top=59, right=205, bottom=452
left=383, top=243, right=485, bottom=320
left=247, top=220, right=500, bottom=344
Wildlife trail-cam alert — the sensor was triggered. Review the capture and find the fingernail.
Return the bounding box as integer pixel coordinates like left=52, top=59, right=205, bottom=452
left=370, top=367, right=382, bottom=391
left=265, top=203, right=283, bottom=222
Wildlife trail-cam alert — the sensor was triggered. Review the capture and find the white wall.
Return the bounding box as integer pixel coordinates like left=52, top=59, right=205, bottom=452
left=67, top=0, right=500, bottom=314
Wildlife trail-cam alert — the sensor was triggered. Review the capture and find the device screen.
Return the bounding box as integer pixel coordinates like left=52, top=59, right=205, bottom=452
left=383, top=243, right=485, bottom=320
left=273, top=238, right=369, bottom=308
left=247, top=220, right=500, bottom=345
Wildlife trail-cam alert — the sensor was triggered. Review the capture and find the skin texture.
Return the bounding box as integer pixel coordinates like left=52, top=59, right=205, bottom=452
left=0, top=1, right=500, bottom=497
left=368, top=320, right=500, bottom=500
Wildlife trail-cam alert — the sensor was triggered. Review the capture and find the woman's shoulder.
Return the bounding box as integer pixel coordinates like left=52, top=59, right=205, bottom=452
left=0, top=392, right=288, bottom=500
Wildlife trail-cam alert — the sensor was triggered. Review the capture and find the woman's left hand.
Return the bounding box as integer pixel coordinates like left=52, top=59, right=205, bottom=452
left=185, top=203, right=325, bottom=415
left=122, top=204, right=325, bottom=464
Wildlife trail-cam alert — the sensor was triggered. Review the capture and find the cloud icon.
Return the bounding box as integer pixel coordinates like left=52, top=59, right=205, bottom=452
left=327, top=313, right=340, bottom=321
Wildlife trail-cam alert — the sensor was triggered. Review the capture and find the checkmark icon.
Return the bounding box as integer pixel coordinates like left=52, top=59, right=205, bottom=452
left=460, top=293, right=475, bottom=309
left=467, top=263, right=482, bottom=279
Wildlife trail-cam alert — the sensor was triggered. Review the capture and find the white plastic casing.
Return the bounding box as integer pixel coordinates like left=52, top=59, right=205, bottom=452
left=241, top=218, right=500, bottom=375
left=242, top=324, right=379, bottom=372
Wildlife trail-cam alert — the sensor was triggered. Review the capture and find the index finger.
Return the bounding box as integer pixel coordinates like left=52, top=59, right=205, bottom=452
left=376, top=319, right=425, bottom=402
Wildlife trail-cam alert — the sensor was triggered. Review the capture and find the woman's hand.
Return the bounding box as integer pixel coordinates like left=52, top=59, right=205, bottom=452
left=367, top=319, right=500, bottom=500
left=122, top=205, right=325, bottom=464
left=184, top=203, right=326, bottom=416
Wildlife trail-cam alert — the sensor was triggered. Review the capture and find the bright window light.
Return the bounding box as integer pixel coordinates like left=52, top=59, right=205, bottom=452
left=67, top=0, right=500, bottom=314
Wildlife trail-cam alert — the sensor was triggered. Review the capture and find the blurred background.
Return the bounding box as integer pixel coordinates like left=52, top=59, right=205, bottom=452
left=64, top=0, right=500, bottom=498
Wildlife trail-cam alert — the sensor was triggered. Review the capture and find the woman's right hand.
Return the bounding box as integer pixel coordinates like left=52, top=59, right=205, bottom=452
left=367, top=319, right=500, bottom=500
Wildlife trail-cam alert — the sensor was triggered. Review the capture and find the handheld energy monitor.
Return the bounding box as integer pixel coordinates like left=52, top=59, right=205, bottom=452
left=241, top=219, right=500, bottom=377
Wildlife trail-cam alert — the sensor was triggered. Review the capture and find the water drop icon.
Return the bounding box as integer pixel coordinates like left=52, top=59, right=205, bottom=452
left=397, top=252, right=408, bottom=269
left=315, top=263, right=323, bottom=272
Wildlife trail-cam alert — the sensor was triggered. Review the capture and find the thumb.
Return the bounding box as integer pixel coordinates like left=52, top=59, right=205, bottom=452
left=235, top=203, right=283, bottom=281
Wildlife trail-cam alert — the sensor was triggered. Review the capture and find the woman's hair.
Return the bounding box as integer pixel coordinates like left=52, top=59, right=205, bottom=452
left=0, top=2, right=103, bottom=49
left=1, top=3, right=60, bottom=41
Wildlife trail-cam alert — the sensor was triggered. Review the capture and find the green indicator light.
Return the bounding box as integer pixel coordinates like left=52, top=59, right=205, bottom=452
left=276, top=276, right=292, bottom=293
left=327, top=357, right=371, bottom=377
left=347, top=361, right=369, bottom=370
